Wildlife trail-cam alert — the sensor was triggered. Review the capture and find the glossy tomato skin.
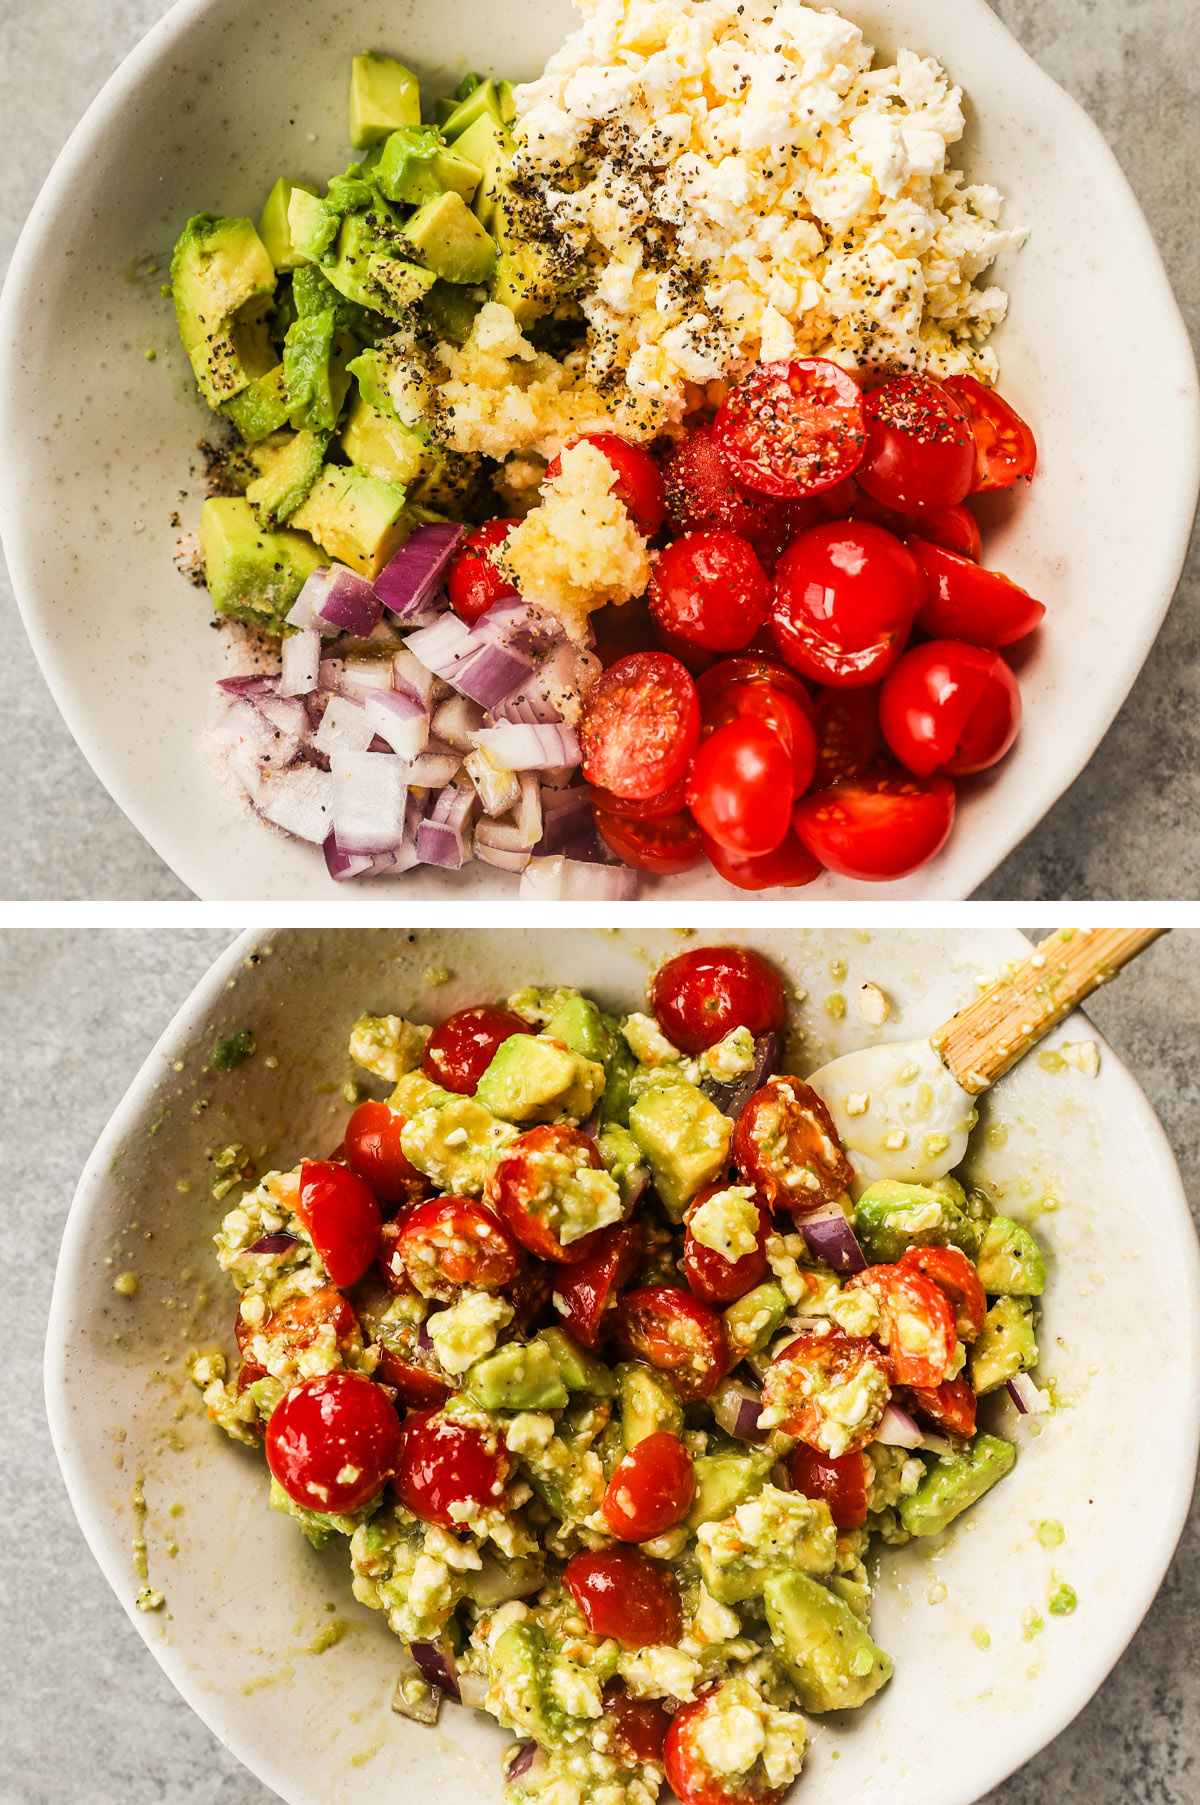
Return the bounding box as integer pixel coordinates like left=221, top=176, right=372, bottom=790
left=769, top=522, right=924, bottom=689
left=344, top=1100, right=429, bottom=1209
left=665, top=1693, right=788, bottom=1805
left=858, top=375, right=975, bottom=516
left=374, top=1346, right=454, bottom=1411
left=297, top=1160, right=382, bottom=1289
left=911, top=540, right=1046, bottom=648
left=587, top=773, right=691, bottom=823
left=906, top=1374, right=977, bottom=1439
left=687, top=718, right=794, bottom=857
left=702, top=829, right=823, bottom=892
left=389, top=1197, right=522, bottom=1301
left=696, top=657, right=813, bottom=719
left=564, top=1547, right=682, bottom=1648
left=602, top=1684, right=671, bottom=1766
left=662, top=422, right=813, bottom=570
left=580, top=653, right=701, bottom=804
left=592, top=599, right=662, bottom=671
left=394, top=1408, right=510, bottom=1527
left=733, top=1077, right=853, bottom=1213
left=446, top=520, right=521, bottom=626
left=810, top=686, right=885, bottom=790
left=487, top=1125, right=611, bottom=1264
left=846, top=1265, right=957, bottom=1389
left=879, top=641, right=1021, bottom=778
left=762, top=1326, right=890, bottom=1455
left=601, top=1431, right=697, bottom=1541
left=617, top=1285, right=730, bottom=1401
left=898, top=1246, right=987, bottom=1342
left=788, top=1443, right=869, bottom=1531
left=266, top=1372, right=399, bottom=1514
left=714, top=359, right=866, bottom=499
left=545, top=433, right=666, bottom=537
left=851, top=489, right=982, bottom=562
left=650, top=946, right=786, bottom=1053
left=943, top=374, right=1038, bottom=493
left=594, top=808, right=706, bottom=876
left=792, top=773, right=956, bottom=882
left=649, top=531, right=772, bottom=654
left=238, top=1284, right=360, bottom=1368
left=423, top=1005, right=528, bottom=1095
left=701, top=681, right=818, bottom=798
left=683, top=1185, right=770, bottom=1304
left=553, top=1224, right=644, bottom=1347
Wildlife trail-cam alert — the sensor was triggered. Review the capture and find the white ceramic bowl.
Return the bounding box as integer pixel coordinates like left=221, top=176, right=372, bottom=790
left=46, top=927, right=1200, bottom=1805
left=2, top=1, right=1198, bottom=899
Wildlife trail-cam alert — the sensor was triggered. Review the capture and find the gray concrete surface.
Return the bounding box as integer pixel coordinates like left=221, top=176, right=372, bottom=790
left=4, top=927, right=1199, bottom=1805
left=1, top=0, right=1198, bottom=900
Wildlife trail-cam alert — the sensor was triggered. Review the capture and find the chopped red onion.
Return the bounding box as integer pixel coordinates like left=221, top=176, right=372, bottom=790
left=712, top=1377, right=765, bottom=1442
left=324, top=836, right=377, bottom=882
left=318, top=658, right=345, bottom=693
left=416, top=821, right=468, bottom=868
left=464, top=748, right=522, bottom=817
left=305, top=564, right=383, bottom=637
left=246, top=1232, right=299, bottom=1256
left=472, top=721, right=580, bottom=771
left=215, top=698, right=299, bottom=777
left=279, top=627, right=321, bottom=698
left=313, top=695, right=375, bottom=757
left=407, top=741, right=462, bottom=788
left=216, top=674, right=279, bottom=700
left=798, top=1197, right=867, bottom=1276
left=331, top=751, right=408, bottom=854
left=515, top=773, right=543, bottom=849
left=1006, top=1373, right=1046, bottom=1415
left=475, top=841, right=531, bottom=873
left=534, top=788, right=593, bottom=855
left=541, top=764, right=577, bottom=792
left=519, top=856, right=637, bottom=901
left=508, top=1744, right=548, bottom=1781
left=254, top=766, right=334, bottom=844
left=340, top=652, right=399, bottom=704
left=433, top=694, right=487, bottom=751
left=405, top=612, right=475, bottom=680
left=392, top=1648, right=441, bottom=1726
left=475, top=816, right=529, bottom=854
left=365, top=688, right=430, bottom=761
left=392, top=646, right=438, bottom=707
left=411, top=1638, right=460, bottom=1700
left=874, top=1402, right=951, bottom=1457
left=429, top=784, right=477, bottom=830
left=451, top=640, right=534, bottom=710
left=702, top=1031, right=784, bottom=1121
left=373, top=525, right=464, bottom=621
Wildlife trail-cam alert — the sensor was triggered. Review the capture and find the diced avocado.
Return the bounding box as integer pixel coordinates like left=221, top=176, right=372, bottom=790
left=283, top=307, right=356, bottom=433
left=764, top=1570, right=892, bottom=1713
left=375, top=125, right=483, bottom=207
left=489, top=1622, right=602, bottom=1744
left=465, top=1340, right=568, bottom=1412
left=349, top=53, right=421, bottom=150
left=245, top=428, right=329, bottom=525
left=698, top=1486, right=836, bottom=1603
left=440, top=78, right=506, bottom=142
left=455, top=72, right=483, bottom=103
left=389, top=1070, right=455, bottom=1115
left=597, top=1012, right=638, bottom=1129
left=627, top=1085, right=732, bottom=1220
left=403, top=191, right=497, bottom=285
left=490, top=209, right=561, bottom=326
left=399, top=1094, right=518, bottom=1195
left=899, top=1433, right=1016, bottom=1538
left=199, top=496, right=323, bottom=627
left=423, top=279, right=485, bottom=346
left=685, top=1450, right=774, bottom=1534
left=475, top=1034, right=605, bottom=1125
left=617, top=1362, right=684, bottom=1450
left=451, top=113, right=514, bottom=232
left=434, top=96, right=457, bottom=130
left=496, top=79, right=518, bottom=125
left=969, top=1296, right=1038, bottom=1395
left=259, top=179, right=317, bottom=271
left=408, top=445, right=484, bottom=515
left=539, top=1328, right=617, bottom=1398
left=289, top=463, right=410, bottom=578
left=547, top=993, right=610, bottom=1066
left=854, top=1179, right=981, bottom=1265
left=595, top=1124, right=646, bottom=1207
left=723, top=1283, right=789, bottom=1360
left=341, top=392, right=426, bottom=488
left=323, top=212, right=438, bottom=317
left=976, top=1215, right=1046, bottom=1296
left=286, top=186, right=340, bottom=262
left=171, top=214, right=277, bottom=407
left=268, top=1475, right=370, bottom=1546
left=221, top=364, right=292, bottom=442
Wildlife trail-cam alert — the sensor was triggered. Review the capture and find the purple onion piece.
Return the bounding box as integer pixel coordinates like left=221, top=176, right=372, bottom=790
left=701, top=1031, right=784, bottom=1120
left=799, top=1199, right=867, bottom=1275
left=245, top=1232, right=299, bottom=1257
left=579, top=1106, right=602, bottom=1142
left=712, top=1376, right=764, bottom=1443
left=392, top=1650, right=441, bottom=1726
left=475, top=841, right=531, bottom=873
left=411, top=1639, right=460, bottom=1700
left=373, top=524, right=464, bottom=620
left=416, top=1321, right=434, bottom=1353
left=508, top=1744, right=540, bottom=1779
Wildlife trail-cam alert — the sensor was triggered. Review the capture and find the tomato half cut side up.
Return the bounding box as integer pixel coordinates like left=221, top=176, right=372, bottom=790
left=943, top=373, right=1038, bottom=493
left=761, top=1326, right=890, bottom=1456
left=565, top=1547, right=683, bottom=1648
left=792, top=772, right=956, bottom=883
left=662, top=421, right=814, bottom=570
left=424, top=1005, right=529, bottom=1094
left=879, top=641, right=1021, bottom=779
left=594, top=808, right=706, bottom=876
left=713, top=359, right=867, bottom=499
left=702, top=829, right=824, bottom=893
left=580, top=652, right=700, bottom=803
left=846, top=1265, right=957, bottom=1388
left=600, top=1431, right=697, bottom=1541
left=587, top=772, right=691, bottom=822
left=617, top=1285, right=729, bottom=1401
left=602, top=1683, right=671, bottom=1767
left=649, top=530, right=773, bottom=654
left=554, top=1223, right=645, bottom=1347
left=666, top=1691, right=790, bottom=1805
left=487, top=1124, right=611, bottom=1264
left=906, top=1375, right=977, bottom=1439
left=545, top=433, right=666, bottom=537
left=649, top=946, right=786, bottom=1053
left=858, top=374, right=976, bottom=516
left=788, top=1444, right=870, bottom=1531
left=898, top=1245, right=987, bottom=1342
left=390, top=1196, right=523, bottom=1301
left=811, top=686, right=885, bottom=790
left=910, top=540, right=1046, bottom=648
left=732, top=1077, right=854, bottom=1213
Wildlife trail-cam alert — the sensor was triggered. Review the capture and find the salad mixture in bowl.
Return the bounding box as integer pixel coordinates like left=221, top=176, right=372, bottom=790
left=193, top=944, right=1047, bottom=1805
left=173, top=0, right=1040, bottom=895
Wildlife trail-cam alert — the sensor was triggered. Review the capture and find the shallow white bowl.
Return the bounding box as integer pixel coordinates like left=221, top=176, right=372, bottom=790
left=46, top=926, right=1200, bottom=1805
left=2, top=0, right=1198, bottom=898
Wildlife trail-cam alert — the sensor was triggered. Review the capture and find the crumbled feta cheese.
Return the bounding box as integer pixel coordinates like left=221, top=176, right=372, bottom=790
left=348, top=1014, right=430, bottom=1081
left=856, top=983, right=890, bottom=1026
left=701, top=1025, right=757, bottom=1082
left=622, top=1011, right=683, bottom=1067
left=688, top=1184, right=762, bottom=1262
left=619, top=1644, right=701, bottom=1700
left=1059, top=1040, right=1101, bottom=1077
left=428, top=1292, right=514, bottom=1375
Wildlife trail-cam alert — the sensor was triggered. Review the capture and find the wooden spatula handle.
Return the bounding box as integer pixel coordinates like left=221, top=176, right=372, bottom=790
left=931, top=928, right=1166, bottom=1094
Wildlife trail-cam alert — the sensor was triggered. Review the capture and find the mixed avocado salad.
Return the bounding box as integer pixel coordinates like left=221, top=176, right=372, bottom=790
left=193, top=946, right=1046, bottom=1805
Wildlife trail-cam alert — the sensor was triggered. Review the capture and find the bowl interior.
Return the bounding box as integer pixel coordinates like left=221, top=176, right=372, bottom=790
left=46, top=926, right=1200, bottom=1805
left=2, top=0, right=1198, bottom=898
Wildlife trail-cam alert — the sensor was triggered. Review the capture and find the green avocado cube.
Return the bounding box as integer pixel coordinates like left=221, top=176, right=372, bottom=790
left=171, top=214, right=277, bottom=407
left=617, top=1362, right=684, bottom=1449
left=686, top=1450, right=775, bottom=1534
left=399, top=1094, right=518, bottom=1195
left=451, top=112, right=514, bottom=231
left=539, top=1328, right=617, bottom=1397
left=723, top=1283, right=789, bottom=1359
left=286, top=187, right=339, bottom=262
left=289, top=463, right=410, bottom=578
left=245, top=428, right=329, bottom=526
left=423, top=279, right=485, bottom=346
left=595, top=1124, right=646, bottom=1206
left=221, top=364, right=292, bottom=442
left=199, top=496, right=323, bottom=627
left=464, top=1340, right=568, bottom=1412
left=439, top=78, right=505, bottom=142
left=698, top=1486, right=836, bottom=1603
left=282, top=309, right=356, bottom=434
left=627, top=1085, right=732, bottom=1219
left=341, top=392, right=426, bottom=488
left=475, top=1034, right=605, bottom=1125
left=854, top=1179, right=980, bottom=1264
left=259, top=179, right=317, bottom=271
left=899, top=1433, right=1016, bottom=1538
left=376, top=126, right=483, bottom=207
left=389, top=1070, right=456, bottom=1115
left=403, top=191, right=496, bottom=285
left=349, top=52, right=421, bottom=149
left=975, top=1215, right=1046, bottom=1296
left=969, top=1296, right=1038, bottom=1394
left=764, top=1570, right=893, bottom=1713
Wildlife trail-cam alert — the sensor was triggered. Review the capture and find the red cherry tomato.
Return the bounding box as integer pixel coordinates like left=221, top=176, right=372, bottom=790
left=879, top=640, right=1022, bottom=779
left=898, top=1245, right=987, bottom=1342
left=732, top=1077, right=853, bottom=1214
left=811, top=686, right=885, bottom=790
left=487, top=1125, right=611, bottom=1264
left=701, top=829, right=823, bottom=892
left=762, top=1326, right=889, bottom=1455
left=394, top=1408, right=510, bottom=1527
left=592, top=599, right=662, bottom=671
left=343, top=1100, right=428, bottom=1209
left=649, top=946, right=786, bottom=1053
left=770, top=521, right=924, bottom=688
left=565, top=1547, right=683, bottom=1647
left=858, top=374, right=975, bottom=516
left=296, top=1160, right=382, bottom=1289
left=580, top=653, right=700, bottom=804
left=266, top=1372, right=399, bottom=1514
left=374, top=1345, right=454, bottom=1411
left=587, top=773, right=690, bottom=822
left=545, top=433, right=666, bottom=538
left=701, top=681, right=818, bottom=798
left=662, top=421, right=816, bottom=570
left=617, top=1285, right=729, bottom=1401
left=714, top=359, right=866, bottom=499
left=906, top=1374, right=977, bottom=1439
left=665, top=1690, right=790, bottom=1805
left=238, top=1283, right=360, bottom=1367
left=503, top=1256, right=557, bottom=1338
left=446, top=519, right=521, bottom=626
left=696, top=657, right=813, bottom=718
left=683, top=1185, right=770, bottom=1304
left=554, top=1224, right=644, bottom=1348
left=594, top=808, right=706, bottom=875
left=600, top=1431, right=697, bottom=1541
left=911, top=540, right=1046, bottom=648
left=423, top=1005, right=528, bottom=1095
left=851, top=488, right=982, bottom=562
left=943, top=374, right=1038, bottom=493
left=687, top=717, right=794, bottom=857
left=649, top=530, right=772, bottom=654
left=846, top=1265, right=957, bottom=1388
left=389, top=1196, right=522, bottom=1302
left=788, top=1443, right=869, bottom=1531
left=792, top=772, right=956, bottom=882
left=602, top=1683, right=671, bottom=1765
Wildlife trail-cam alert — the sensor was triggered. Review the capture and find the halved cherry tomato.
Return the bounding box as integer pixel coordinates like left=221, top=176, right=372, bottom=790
left=770, top=522, right=924, bottom=688
left=446, top=519, right=521, bottom=626
left=714, top=359, right=866, bottom=499
left=601, top=1431, right=697, bottom=1541
left=296, top=1160, right=381, bottom=1289
left=587, top=773, right=691, bottom=822
left=911, top=540, right=1046, bottom=648
left=594, top=808, right=706, bottom=875
left=687, top=717, right=794, bottom=856
left=423, top=1005, right=528, bottom=1094
left=343, top=1099, right=429, bottom=1209
left=266, top=1371, right=399, bottom=1513
left=811, top=686, right=885, bottom=790
left=696, top=657, right=813, bottom=719
left=701, top=829, right=823, bottom=892
left=649, top=946, right=786, bottom=1053
left=792, top=773, right=956, bottom=882
left=787, top=1443, right=870, bottom=1531
left=580, top=652, right=700, bottom=803
left=388, top=1196, right=522, bottom=1301
left=761, top=1326, right=890, bottom=1456
left=943, top=374, right=1038, bottom=493
left=851, top=489, right=982, bottom=561
left=663, top=422, right=816, bottom=570
left=350, top=1275, right=452, bottom=1407
left=602, top=1682, right=671, bottom=1765
left=879, top=641, right=1021, bottom=778
left=545, top=433, right=666, bottom=537
left=374, top=1345, right=454, bottom=1411
left=683, top=1184, right=770, bottom=1304
left=898, top=1245, right=987, bottom=1342
left=649, top=530, right=772, bottom=653
left=394, top=1408, right=510, bottom=1527
left=237, top=1284, right=360, bottom=1371
left=666, top=1689, right=790, bottom=1805
left=701, top=681, right=818, bottom=798
left=652, top=621, right=720, bottom=678
left=503, top=1256, right=557, bottom=1337
left=565, top=1547, right=683, bottom=1648
left=487, top=1125, right=612, bottom=1264
left=846, top=1265, right=957, bottom=1388
left=592, top=599, right=662, bottom=671
left=554, top=1224, right=645, bottom=1347
left=732, top=1077, right=853, bottom=1213
left=617, top=1285, right=729, bottom=1401
left=906, top=1374, right=977, bottom=1439
left=858, top=375, right=975, bottom=516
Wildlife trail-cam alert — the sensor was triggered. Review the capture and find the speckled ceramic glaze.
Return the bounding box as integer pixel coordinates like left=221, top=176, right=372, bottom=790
left=2, top=0, right=1198, bottom=899
left=45, top=927, right=1200, bottom=1805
